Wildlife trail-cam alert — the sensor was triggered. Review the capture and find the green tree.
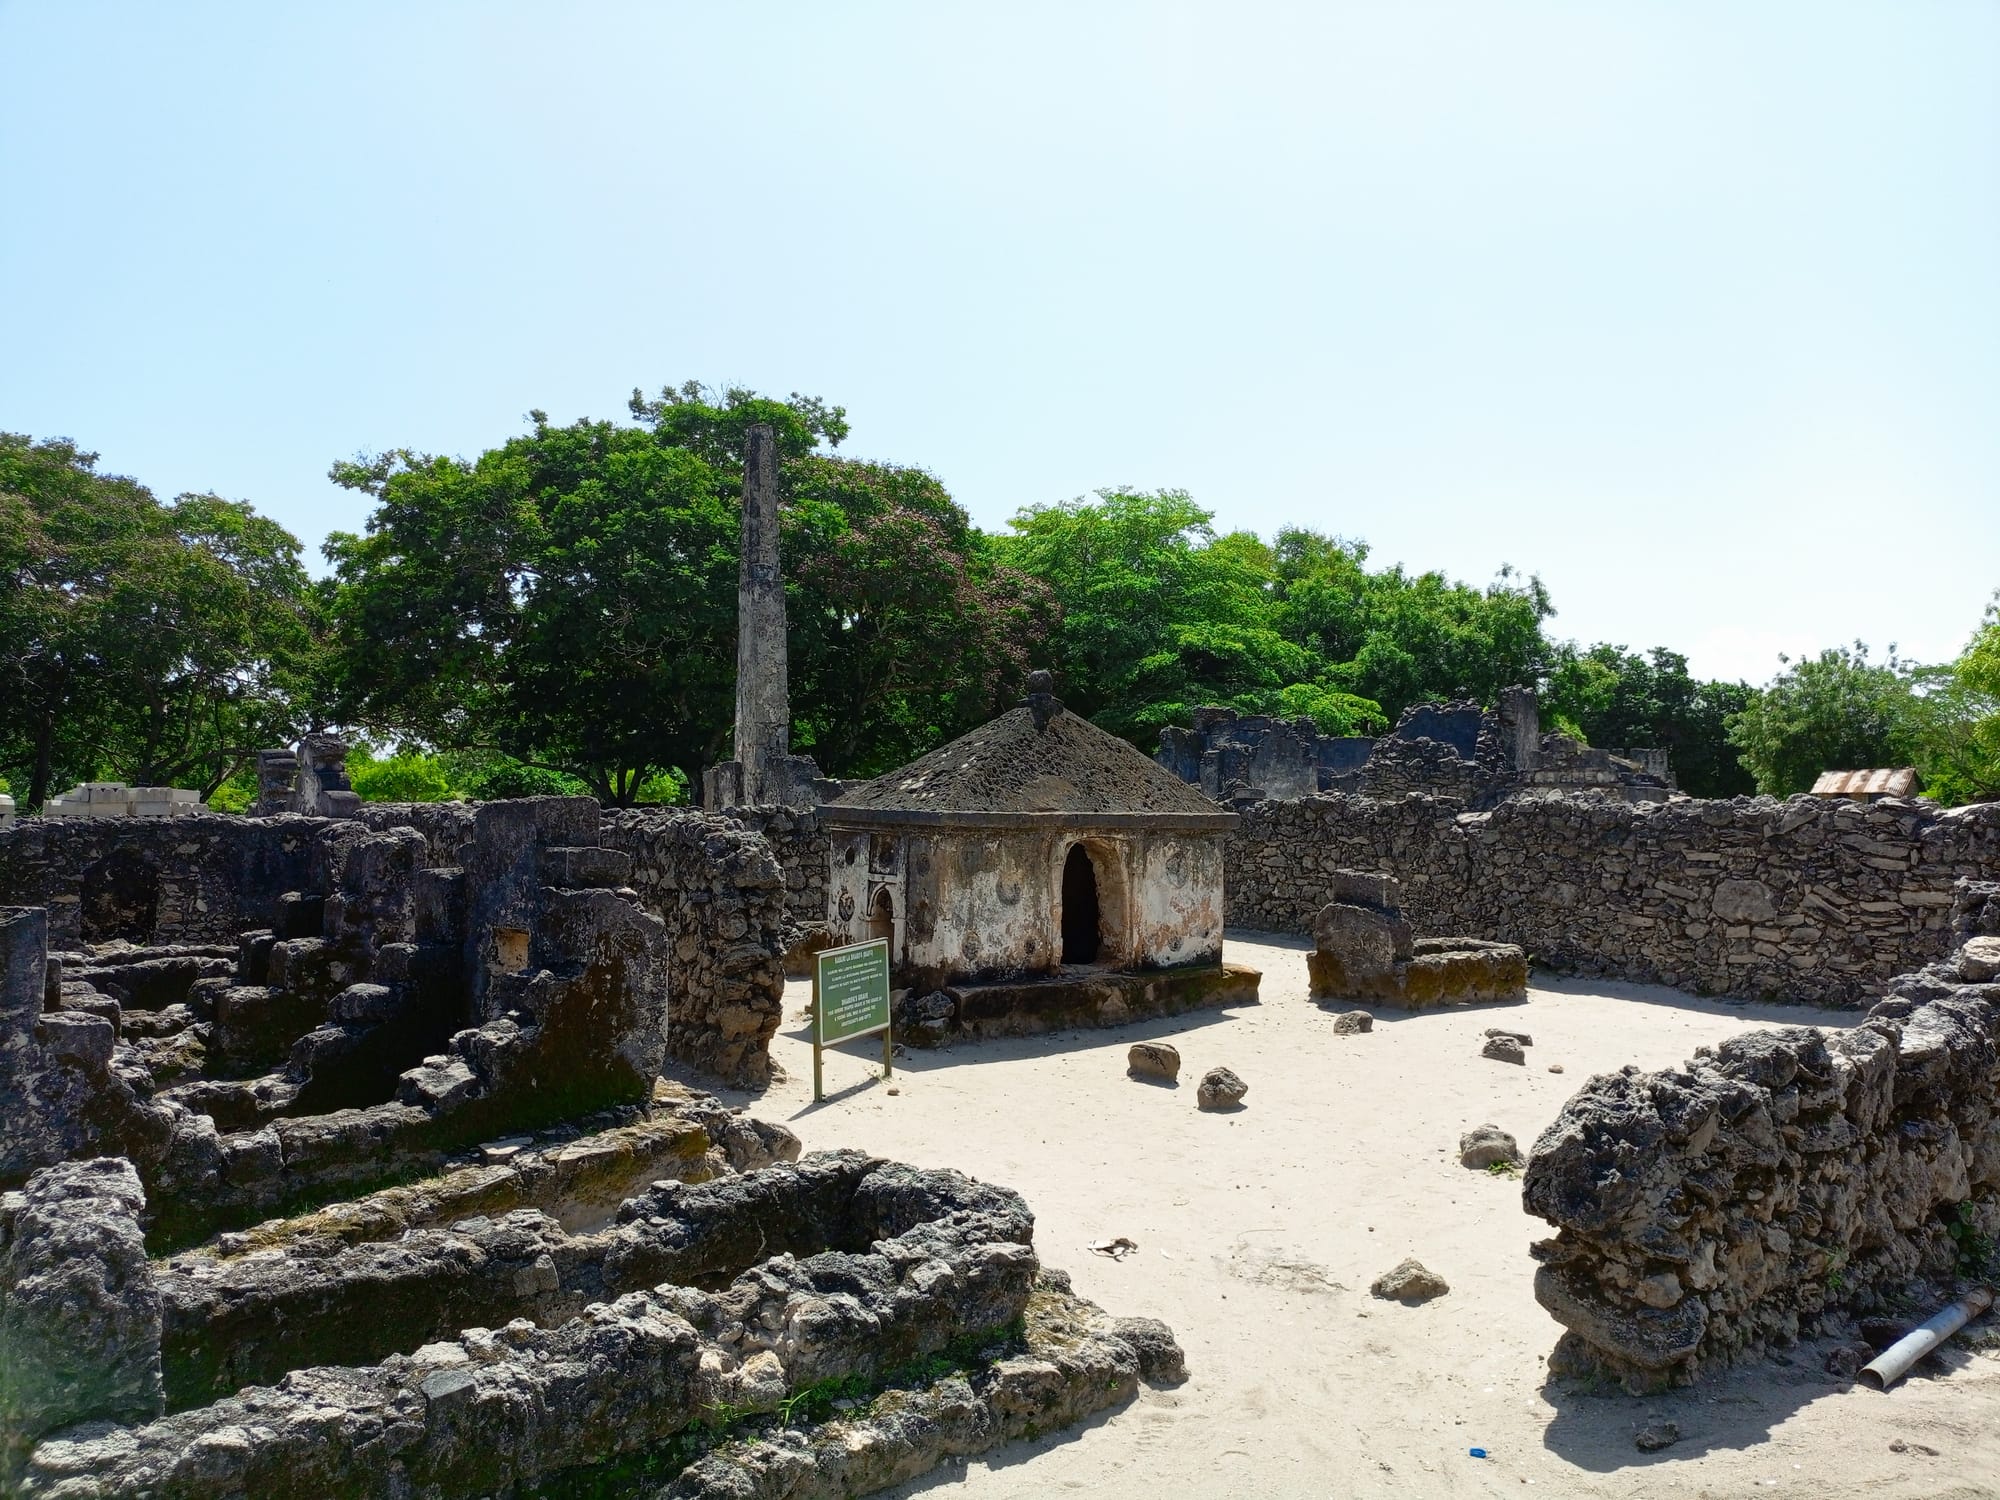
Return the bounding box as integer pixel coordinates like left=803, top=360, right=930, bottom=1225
left=1002, top=490, right=1333, bottom=741
left=1726, top=643, right=1919, bottom=797
left=1268, top=529, right=1554, bottom=721
left=1907, top=600, right=2000, bottom=806
left=1543, top=643, right=1755, bottom=798
left=785, top=455, right=1051, bottom=776
left=324, top=414, right=745, bottom=802
left=324, top=386, right=1048, bottom=797
left=0, top=434, right=315, bottom=808
left=345, top=744, right=457, bottom=802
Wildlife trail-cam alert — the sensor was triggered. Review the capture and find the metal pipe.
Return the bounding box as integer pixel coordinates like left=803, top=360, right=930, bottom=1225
left=1859, top=1286, right=1994, bottom=1390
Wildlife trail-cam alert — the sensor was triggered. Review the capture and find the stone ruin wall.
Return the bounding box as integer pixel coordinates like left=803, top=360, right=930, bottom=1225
left=0, top=799, right=697, bottom=1245
left=0, top=815, right=327, bottom=950
left=365, top=800, right=798, bottom=1083
left=1229, top=791, right=2000, bottom=1007
left=1522, top=880, right=2000, bottom=1390
left=0, top=796, right=1187, bottom=1498
left=598, top=809, right=789, bottom=1088
left=352, top=799, right=475, bottom=860
left=1160, top=691, right=1672, bottom=807
left=1, top=1147, right=1183, bottom=1498
left=1, top=801, right=794, bottom=1094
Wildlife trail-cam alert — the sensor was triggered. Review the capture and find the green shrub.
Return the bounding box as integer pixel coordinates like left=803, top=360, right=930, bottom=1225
left=462, top=760, right=592, bottom=800
left=348, top=748, right=457, bottom=802
left=632, top=767, right=691, bottom=805
left=206, top=769, right=257, bottom=813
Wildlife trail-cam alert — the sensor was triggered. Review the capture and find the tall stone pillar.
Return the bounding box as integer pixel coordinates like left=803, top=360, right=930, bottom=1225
left=702, top=423, right=826, bottom=810
left=733, top=423, right=791, bottom=805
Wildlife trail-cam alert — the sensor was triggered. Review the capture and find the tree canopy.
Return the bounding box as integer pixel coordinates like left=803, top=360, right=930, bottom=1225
left=5, top=396, right=1993, bottom=810
left=1725, top=644, right=1919, bottom=797
left=320, top=387, right=1046, bottom=802
left=0, top=433, right=316, bottom=808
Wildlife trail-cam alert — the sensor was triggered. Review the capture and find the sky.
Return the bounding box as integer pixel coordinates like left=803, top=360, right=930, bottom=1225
left=2, top=1, right=1995, bottom=686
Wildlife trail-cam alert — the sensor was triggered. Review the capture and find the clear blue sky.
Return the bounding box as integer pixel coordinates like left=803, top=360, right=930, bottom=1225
left=4, top=2, right=1995, bottom=685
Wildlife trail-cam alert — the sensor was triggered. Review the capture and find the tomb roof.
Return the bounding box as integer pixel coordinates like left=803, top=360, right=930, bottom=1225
left=831, top=704, right=1227, bottom=819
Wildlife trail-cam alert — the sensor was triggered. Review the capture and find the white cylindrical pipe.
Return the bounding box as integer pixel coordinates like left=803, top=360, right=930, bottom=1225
left=1859, top=1287, right=1994, bottom=1390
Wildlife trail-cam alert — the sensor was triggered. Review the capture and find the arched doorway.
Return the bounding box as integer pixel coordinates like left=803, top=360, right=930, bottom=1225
left=1060, top=844, right=1101, bottom=964
left=865, top=888, right=895, bottom=948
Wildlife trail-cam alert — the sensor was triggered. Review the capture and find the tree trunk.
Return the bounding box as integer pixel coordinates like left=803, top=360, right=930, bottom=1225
left=29, top=710, right=55, bottom=810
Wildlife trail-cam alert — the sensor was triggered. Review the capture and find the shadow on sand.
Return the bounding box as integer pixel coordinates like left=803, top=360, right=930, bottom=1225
left=1304, top=970, right=1858, bottom=1034
left=883, top=1403, right=1131, bottom=1495
left=1533, top=1329, right=1988, bottom=1474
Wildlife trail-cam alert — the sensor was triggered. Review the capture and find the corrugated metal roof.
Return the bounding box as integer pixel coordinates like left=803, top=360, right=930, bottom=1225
left=1810, top=768, right=1918, bottom=798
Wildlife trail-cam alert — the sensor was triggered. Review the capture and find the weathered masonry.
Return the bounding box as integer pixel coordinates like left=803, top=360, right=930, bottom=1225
left=0, top=784, right=1186, bottom=1498
left=1159, top=688, right=1672, bottom=806
left=1228, top=791, right=2000, bottom=1006
left=2, top=1146, right=1185, bottom=1497
left=1524, top=879, right=2000, bottom=1391
left=822, top=679, right=1237, bottom=992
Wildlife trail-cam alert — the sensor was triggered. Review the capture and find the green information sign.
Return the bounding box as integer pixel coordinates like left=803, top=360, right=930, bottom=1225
left=812, top=938, right=893, bottom=1100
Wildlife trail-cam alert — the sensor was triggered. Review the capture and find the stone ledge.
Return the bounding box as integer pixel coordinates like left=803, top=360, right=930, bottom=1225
left=654, top=1272, right=1185, bottom=1499
left=897, top=962, right=1261, bottom=1047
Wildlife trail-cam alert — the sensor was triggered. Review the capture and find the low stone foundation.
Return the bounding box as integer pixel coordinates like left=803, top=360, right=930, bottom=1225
left=896, top=962, right=1262, bottom=1047
left=1305, top=870, right=1528, bottom=1008
left=8, top=1151, right=1180, bottom=1499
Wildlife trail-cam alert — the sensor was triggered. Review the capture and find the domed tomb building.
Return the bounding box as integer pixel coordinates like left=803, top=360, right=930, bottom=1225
left=821, top=677, right=1240, bottom=995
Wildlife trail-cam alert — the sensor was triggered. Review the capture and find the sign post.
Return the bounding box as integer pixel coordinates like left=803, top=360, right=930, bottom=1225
left=812, top=938, right=892, bottom=1102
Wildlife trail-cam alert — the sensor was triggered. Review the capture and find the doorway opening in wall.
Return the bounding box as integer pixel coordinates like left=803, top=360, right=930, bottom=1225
left=1060, top=844, right=1101, bottom=964
left=866, top=888, right=895, bottom=949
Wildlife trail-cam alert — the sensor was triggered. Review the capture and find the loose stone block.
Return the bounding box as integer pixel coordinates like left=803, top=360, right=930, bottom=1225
left=1196, top=1065, right=1247, bottom=1110
left=1126, top=1041, right=1180, bottom=1082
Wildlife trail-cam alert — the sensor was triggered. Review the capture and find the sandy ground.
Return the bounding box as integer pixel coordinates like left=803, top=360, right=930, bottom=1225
left=685, top=933, right=2000, bottom=1500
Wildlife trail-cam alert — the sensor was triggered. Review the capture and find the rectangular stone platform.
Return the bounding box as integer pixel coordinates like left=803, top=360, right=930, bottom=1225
left=897, top=961, right=1261, bottom=1047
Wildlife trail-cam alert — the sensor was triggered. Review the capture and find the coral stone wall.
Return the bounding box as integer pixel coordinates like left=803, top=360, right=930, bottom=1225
left=1228, top=792, right=2000, bottom=1006
left=353, top=802, right=475, bottom=862
left=0, top=816, right=328, bottom=949
left=17, top=1152, right=1057, bottom=1499
left=0, top=1158, right=163, bottom=1484
left=1523, top=906, right=2000, bottom=1390
left=598, top=810, right=788, bottom=1088
left=717, top=805, right=830, bottom=938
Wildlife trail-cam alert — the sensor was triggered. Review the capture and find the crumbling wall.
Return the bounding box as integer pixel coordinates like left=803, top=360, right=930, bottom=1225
left=1159, top=691, right=1670, bottom=804
left=600, top=809, right=787, bottom=1088
left=0, top=816, right=326, bottom=948
left=153, top=1152, right=1021, bottom=1407
left=721, top=804, right=831, bottom=941
left=0, top=1159, right=163, bottom=1482
left=1523, top=915, right=2000, bottom=1390
left=1955, top=877, right=2000, bottom=942
left=6, top=800, right=682, bottom=1240
left=353, top=800, right=476, bottom=863
left=20, top=1153, right=1072, bottom=1499
left=1228, top=792, right=2000, bottom=1006
left=1, top=908, right=174, bottom=1187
